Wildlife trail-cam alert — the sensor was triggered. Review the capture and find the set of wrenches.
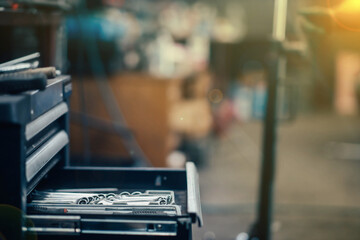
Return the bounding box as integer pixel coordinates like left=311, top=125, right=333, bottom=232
left=30, top=190, right=175, bottom=206
left=28, top=189, right=181, bottom=216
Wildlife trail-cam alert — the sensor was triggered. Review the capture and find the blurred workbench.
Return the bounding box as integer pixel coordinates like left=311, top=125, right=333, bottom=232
left=70, top=72, right=212, bottom=167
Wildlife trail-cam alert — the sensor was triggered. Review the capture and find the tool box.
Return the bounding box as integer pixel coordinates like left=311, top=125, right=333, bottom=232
left=0, top=75, right=202, bottom=240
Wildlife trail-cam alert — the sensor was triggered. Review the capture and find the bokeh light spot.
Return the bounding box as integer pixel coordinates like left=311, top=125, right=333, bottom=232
left=208, top=89, right=223, bottom=103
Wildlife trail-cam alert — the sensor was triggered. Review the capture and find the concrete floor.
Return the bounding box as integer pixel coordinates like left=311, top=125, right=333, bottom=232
left=193, top=114, right=360, bottom=240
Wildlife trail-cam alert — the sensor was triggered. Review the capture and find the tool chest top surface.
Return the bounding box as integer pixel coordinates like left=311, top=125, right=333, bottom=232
left=0, top=75, right=71, bottom=124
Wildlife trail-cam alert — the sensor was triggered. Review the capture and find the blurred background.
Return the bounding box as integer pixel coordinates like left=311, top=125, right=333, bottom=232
left=65, top=0, right=360, bottom=239
left=2, top=0, right=360, bottom=239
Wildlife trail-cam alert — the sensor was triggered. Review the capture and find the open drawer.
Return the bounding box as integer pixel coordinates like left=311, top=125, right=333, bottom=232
left=25, top=162, right=202, bottom=240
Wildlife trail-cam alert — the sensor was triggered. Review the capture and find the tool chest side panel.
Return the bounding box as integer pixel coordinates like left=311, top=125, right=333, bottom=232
left=0, top=76, right=71, bottom=240
left=0, top=124, right=27, bottom=239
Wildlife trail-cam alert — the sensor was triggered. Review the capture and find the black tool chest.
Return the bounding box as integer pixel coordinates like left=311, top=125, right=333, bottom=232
left=0, top=76, right=203, bottom=239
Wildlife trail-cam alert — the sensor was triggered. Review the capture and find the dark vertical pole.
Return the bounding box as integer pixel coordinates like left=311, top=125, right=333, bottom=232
left=256, top=55, right=287, bottom=240
left=249, top=0, right=288, bottom=240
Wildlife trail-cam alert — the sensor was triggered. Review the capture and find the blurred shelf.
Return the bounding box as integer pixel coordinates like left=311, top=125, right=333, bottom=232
left=0, top=9, right=62, bottom=26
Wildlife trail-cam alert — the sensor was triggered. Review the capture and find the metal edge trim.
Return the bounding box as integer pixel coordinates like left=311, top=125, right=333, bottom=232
left=63, top=166, right=185, bottom=172
left=81, top=230, right=177, bottom=236
left=24, top=227, right=80, bottom=234
left=27, top=215, right=81, bottom=220
left=25, top=102, right=68, bottom=141
left=26, top=130, right=69, bottom=182
left=82, top=219, right=177, bottom=224
left=186, top=162, right=203, bottom=227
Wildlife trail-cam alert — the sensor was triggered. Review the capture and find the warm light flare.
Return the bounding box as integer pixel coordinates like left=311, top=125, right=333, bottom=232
left=336, top=0, right=360, bottom=11
left=328, top=0, right=360, bottom=32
